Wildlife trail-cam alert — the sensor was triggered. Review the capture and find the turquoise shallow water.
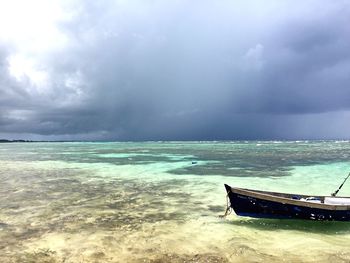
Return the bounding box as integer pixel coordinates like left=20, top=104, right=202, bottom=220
left=1, top=141, right=350, bottom=262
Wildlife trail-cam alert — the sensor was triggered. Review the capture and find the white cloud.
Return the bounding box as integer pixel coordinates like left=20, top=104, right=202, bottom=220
left=0, top=0, right=71, bottom=52
left=7, top=54, right=48, bottom=90
left=244, top=44, right=264, bottom=71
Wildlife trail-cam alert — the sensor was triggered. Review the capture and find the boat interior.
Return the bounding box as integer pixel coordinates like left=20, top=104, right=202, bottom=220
left=239, top=188, right=350, bottom=205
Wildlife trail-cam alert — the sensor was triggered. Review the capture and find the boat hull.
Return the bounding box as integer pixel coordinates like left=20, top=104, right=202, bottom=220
left=225, top=185, right=350, bottom=221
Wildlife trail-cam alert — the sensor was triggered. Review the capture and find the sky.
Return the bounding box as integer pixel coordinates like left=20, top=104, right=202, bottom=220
left=0, top=0, right=350, bottom=141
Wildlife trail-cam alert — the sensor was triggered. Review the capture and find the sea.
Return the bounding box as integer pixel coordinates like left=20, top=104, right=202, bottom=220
left=1, top=141, right=350, bottom=262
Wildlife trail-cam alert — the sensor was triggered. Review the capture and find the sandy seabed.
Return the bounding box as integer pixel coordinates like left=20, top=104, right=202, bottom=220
left=1, top=142, right=350, bottom=262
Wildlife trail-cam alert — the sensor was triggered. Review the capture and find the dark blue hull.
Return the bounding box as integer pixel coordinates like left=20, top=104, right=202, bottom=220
left=226, top=187, right=350, bottom=221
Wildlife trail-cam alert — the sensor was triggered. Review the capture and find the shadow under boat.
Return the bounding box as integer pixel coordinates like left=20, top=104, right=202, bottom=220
left=224, top=217, right=350, bottom=234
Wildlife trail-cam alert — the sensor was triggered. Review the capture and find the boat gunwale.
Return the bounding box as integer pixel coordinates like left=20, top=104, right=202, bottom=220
left=227, top=186, right=350, bottom=211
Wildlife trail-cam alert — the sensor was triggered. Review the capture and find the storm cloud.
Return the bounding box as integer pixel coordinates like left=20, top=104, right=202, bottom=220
left=1, top=0, right=350, bottom=140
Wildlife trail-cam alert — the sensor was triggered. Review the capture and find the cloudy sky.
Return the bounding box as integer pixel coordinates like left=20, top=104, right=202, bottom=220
left=1, top=0, right=350, bottom=140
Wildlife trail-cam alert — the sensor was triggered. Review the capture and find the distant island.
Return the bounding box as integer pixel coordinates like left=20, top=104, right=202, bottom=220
left=0, top=139, right=34, bottom=143
left=0, top=139, right=81, bottom=143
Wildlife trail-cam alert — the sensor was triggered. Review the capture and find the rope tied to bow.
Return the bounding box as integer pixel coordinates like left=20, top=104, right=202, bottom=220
left=219, top=194, right=232, bottom=218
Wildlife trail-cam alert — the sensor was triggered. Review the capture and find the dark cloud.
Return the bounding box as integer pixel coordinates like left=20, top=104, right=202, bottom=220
left=1, top=0, right=350, bottom=140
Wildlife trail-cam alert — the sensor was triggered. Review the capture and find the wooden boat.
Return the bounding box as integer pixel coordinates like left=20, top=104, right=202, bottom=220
left=224, top=184, right=350, bottom=221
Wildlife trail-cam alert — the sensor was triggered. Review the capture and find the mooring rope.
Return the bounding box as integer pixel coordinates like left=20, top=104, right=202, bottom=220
left=219, top=194, right=232, bottom=218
